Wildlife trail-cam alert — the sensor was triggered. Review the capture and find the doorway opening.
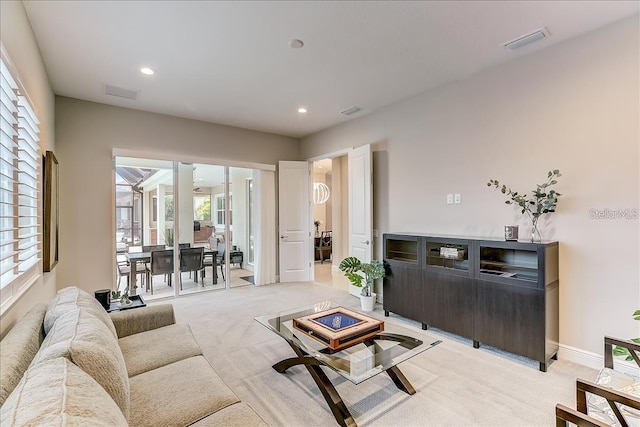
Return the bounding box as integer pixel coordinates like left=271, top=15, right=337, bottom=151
left=312, top=156, right=347, bottom=287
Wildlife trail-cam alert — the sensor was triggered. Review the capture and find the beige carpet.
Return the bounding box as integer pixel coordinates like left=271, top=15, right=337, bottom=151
left=169, top=281, right=596, bottom=426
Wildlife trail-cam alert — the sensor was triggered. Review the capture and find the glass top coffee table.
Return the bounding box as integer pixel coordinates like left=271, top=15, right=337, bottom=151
left=255, top=301, right=441, bottom=427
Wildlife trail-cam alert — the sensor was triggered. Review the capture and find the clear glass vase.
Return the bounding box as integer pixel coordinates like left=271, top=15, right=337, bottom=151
left=530, top=218, right=542, bottom=243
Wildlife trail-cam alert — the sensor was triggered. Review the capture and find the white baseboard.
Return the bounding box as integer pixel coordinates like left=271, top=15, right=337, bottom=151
left=559, top=344, right=640, bottom=377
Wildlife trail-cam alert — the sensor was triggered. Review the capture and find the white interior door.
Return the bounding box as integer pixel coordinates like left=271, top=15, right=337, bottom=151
left=278, top=161, right=311, bottom=282
left=348, top=144, right=373, bottom=263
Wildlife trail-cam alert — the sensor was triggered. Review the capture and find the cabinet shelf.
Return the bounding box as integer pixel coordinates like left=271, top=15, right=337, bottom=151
left=385, top=236, right=419, bottom=264
left=426, top=241, right=469, bottom=271
left=479, top=260, right=537, bottom=271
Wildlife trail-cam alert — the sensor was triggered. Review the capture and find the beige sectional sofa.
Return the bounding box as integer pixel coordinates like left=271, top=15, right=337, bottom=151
left=0, top=286, right=267, bottom=426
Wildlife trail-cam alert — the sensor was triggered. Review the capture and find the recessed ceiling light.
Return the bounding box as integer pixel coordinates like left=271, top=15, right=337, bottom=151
left=140, top=67, right=155, bottom=75
left=298, top=107, right=307, bottom=114
left=289, top=39, right=304, bottom=49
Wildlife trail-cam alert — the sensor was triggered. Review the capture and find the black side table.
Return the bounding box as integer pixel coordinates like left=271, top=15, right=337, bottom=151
left=106, top=295, right=146, bottom=313
left=229, top=251, right=244, bottom=269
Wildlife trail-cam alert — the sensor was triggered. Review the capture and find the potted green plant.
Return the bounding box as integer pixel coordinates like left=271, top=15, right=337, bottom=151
left=111, top=289, right=131, bottom=307
left=339, top=256, right=386, bottom=312
left=487, top=169, right=562, bottom=242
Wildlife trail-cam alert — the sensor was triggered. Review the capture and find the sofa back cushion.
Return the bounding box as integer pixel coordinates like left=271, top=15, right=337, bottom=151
left=44, top=286, right=117, bottom=339
left=31, top=308, right=130, bottom=419
left=0, top=303, right=47, bottom=406
left=1, top=357, right=128, bottom=427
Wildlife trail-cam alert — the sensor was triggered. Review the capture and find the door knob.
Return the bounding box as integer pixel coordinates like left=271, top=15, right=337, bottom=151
left=281, top=235, right=288, bottom=239
left=361, top=240, right=370, bottom=245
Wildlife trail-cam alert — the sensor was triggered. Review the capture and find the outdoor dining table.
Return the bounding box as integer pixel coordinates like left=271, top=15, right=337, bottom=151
left=125, top=248, right=217, bottom=295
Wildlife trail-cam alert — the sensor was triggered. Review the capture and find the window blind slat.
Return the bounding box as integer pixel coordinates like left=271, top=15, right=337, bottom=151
left=0, top=250, right=17, bottom=263
left=17, top=119, right=38, bottom=143
left=17, top=160, right=37, bottom=178
left=18, top=146, right=39, bottom=163
left=17, top=133, right=39, bottom=153
left=17, top=96, right=39, bottom=125
left=0, top=115, right=15, bottom=137
left=1, top=74, right=19, bottom=102
left=0, top=102, right=15, bottom=124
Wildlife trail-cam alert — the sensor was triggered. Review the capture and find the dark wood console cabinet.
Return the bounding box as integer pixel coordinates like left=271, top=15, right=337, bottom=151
left=383, top=234, right=559, bottom=372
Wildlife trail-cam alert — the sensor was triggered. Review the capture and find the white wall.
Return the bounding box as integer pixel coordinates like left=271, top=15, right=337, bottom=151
left=55, top=97, right=299, bottom=296
left=0, top=0, right=56, bottom=337
left=301, top=16, right=640, bottom=359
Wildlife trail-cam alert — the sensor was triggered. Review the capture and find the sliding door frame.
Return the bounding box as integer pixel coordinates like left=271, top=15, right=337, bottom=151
left=112, top=149, right=275, bottom=299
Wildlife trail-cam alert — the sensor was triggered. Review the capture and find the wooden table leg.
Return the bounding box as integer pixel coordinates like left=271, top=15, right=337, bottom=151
left=386, top=365, right=416, bottom=395
left=129, top=260, right=137, bottom=296
left=276, top=341, right=357, bottom=427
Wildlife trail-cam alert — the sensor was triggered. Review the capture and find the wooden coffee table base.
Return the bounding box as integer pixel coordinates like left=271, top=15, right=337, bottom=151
left=273, top=340, right=416, bottom=427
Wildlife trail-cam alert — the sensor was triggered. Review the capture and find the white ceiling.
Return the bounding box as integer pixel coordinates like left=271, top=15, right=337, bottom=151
left=23, top=1, right=639, bottom=138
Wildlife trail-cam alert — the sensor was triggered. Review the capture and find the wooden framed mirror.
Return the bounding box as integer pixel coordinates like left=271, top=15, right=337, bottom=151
left=43, top=150, right=58, bottom=272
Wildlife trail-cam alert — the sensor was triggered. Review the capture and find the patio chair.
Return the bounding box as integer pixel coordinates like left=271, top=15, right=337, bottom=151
left=146, top=249, right=174, bottom=295
left=216, top=243, right=226, bottom=281
left=203, top=243, right=226, bottom=281
left=116, top=254, right=145, bottom=289
left=142, top=245, right=168, bottom=287
left=179, top=247, right=204, bottom=290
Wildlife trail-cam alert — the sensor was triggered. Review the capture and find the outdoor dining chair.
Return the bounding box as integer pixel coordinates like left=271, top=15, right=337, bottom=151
left=146, top=249, right=174, bottom=295
left=179, top=247, right=204, bottom=289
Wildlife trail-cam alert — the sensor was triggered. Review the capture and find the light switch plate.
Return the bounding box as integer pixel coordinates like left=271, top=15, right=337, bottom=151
left=454, top=194, right=461, bottom=204
left=446, top=194, right=454, bottom=204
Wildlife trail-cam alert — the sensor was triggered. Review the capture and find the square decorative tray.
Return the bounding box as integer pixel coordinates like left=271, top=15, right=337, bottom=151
left=107, top=294, right=146, bottom=313
left=293, top=306, right=384, bottom=351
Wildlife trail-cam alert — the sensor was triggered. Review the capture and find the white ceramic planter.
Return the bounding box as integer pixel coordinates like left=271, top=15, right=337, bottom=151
left=348, top=284, right=361, bottom=297
left=360, top=293, right=376, bottom=312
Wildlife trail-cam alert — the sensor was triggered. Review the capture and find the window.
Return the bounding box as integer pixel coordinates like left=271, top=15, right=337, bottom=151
left=213, top=193, right=232, bottom=227
left=151, top=194, right=176, bottom=222
left=1, top=50, right=41, bottom=309
left=193, top=194, right=210, bottom=220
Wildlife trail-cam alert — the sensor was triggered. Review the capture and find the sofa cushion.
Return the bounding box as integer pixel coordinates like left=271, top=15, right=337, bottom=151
left=129, top=355, right=239, bottom=427
left=189, top=402, right=268, bottom=427
left=0, top=357, right=128, bottom=427
left=32, top=307, right=130, bottom=420
left=44, top=286, right=117, bottom=339
left=119, top=323, right=202, bottom=377
left=0, top=303, right=47, bottom=406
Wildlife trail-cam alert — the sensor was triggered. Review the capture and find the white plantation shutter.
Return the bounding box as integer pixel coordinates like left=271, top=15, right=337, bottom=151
left=0, top=48, right=41, bottom=308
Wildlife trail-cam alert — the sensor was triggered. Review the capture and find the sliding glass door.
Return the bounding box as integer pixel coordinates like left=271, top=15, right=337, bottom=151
left=114, top=156, right=257, bottom=301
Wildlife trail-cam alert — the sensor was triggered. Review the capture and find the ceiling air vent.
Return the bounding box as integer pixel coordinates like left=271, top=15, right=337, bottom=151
left=503, top=27, right=550, bottom=51
left=340, top=106, right=362, bottom=116
left=104, top=84, right=139, bottom=100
